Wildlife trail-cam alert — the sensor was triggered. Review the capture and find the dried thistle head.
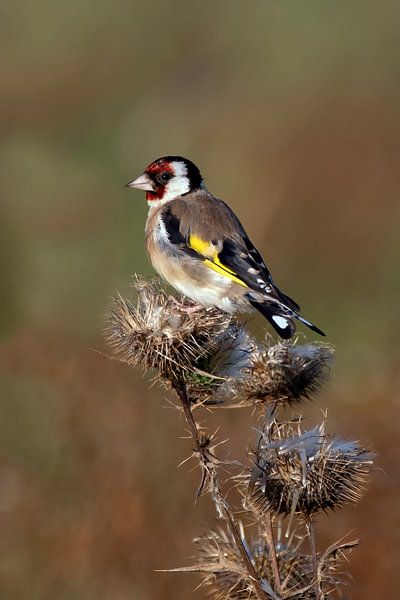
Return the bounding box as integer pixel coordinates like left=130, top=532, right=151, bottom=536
left=176, top=529, right=353, bottom=599
left=105, top=278, right=234, bottom=385
left=186, top=323, right=257, bottom=404
left=247, top=419, right=374, bottom=518
left=105, top=278, right=333, bottom=405
left=226, top=341, right=334, bottom=407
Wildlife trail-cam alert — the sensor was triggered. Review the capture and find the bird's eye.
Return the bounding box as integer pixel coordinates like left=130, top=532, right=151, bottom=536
left=160, top=171, right=172, bottom=182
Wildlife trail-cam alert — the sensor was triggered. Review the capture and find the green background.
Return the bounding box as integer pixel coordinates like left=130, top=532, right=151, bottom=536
left=0, top=1, right=399, bottom=598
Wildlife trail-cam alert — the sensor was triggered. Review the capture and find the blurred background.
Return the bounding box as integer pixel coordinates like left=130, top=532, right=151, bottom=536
left=0, top=1, right=399, bottom=598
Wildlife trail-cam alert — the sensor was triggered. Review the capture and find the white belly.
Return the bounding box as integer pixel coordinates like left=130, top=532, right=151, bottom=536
left=171, top=275, right=237, bottom=312
left=150, top=250, right=238, bottom=311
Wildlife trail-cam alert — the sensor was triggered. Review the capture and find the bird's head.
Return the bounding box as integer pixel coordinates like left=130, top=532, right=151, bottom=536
left=126, top=156, right=204, bottom=206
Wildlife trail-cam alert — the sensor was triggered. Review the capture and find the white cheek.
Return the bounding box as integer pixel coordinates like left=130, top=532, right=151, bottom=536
left=163, top=160, right=190, bottom=201
left=146, top=176, right=190, bottom=206
left=163, top=178, right=190, bottom=200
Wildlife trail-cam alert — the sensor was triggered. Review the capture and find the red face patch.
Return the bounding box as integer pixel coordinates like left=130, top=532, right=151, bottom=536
left=145, top=159, right=174, bottom=201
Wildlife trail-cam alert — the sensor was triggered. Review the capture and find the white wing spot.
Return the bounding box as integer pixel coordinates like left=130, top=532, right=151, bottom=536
left=248, top=267, right=259, bottom=275
left=272, top=315, right=290, bottom=329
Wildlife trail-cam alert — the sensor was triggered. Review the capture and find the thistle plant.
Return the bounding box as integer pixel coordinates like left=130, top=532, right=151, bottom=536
left=106, top=278, right=374, bottom=600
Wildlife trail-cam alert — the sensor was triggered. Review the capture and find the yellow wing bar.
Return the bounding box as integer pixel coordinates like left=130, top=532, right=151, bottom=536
left=188, top=234, right=248, bottom=288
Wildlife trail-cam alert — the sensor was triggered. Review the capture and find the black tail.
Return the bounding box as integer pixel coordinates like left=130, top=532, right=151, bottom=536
left=248, top=297, right=325, bottom=339
left=295, top=313, right=325, bottom=337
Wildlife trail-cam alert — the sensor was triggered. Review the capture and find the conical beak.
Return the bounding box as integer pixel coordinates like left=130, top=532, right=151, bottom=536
left=125, top=173, right=154, bottom=191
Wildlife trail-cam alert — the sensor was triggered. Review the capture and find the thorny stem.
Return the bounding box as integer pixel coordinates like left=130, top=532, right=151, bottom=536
left=264, top=514, right=282, bottom=596
left=259, top=410, right=282, bottom=597
left=173, top=380, right=273, bottom=600
left=306, top=520, right=321, bottom=600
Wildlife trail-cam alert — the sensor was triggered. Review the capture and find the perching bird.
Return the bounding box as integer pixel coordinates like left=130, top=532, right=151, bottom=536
left=126, top=156, right=324, bottom=339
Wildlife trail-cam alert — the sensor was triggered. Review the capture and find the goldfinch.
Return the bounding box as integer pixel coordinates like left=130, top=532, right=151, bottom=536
left=126, top=156, right=324, bottom=339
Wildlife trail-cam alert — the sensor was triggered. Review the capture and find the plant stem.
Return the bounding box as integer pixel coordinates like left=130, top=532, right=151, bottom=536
left=264, top=514, right=282, bottom=595
left=259, top=408, right=282, bottom=596
left=306, top=519, right=321, bottom=600
left=173, top=380, right=273, bottom=600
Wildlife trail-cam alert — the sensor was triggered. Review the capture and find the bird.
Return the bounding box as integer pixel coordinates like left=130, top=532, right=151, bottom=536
left=126, top=156, right=325, bottom=339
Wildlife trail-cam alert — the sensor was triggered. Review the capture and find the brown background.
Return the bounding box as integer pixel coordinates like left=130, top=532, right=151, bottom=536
left=0, top=1, right=399, bottom=598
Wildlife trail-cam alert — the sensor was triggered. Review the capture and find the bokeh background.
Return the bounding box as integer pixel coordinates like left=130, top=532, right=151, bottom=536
left=1, top=1, right=399, bottom=598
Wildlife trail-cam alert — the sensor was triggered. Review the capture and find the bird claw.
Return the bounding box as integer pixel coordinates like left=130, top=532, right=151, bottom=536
left=169, top=295, right=203, bottom=314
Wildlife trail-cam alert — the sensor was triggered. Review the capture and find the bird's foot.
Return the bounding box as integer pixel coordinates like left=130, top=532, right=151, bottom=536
left=169, top=296, right=203, bottom=314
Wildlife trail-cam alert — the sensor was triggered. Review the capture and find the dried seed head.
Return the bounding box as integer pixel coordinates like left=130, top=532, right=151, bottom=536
left=226, top=341, right=334, bottom=407
left=248, top=420, right=374, bottom=518
left=105, top=279, right=333, bottom=404
left=105, top=279, right=234, bottom=384
left=178, top=529, right=352, bottom=599
left=187, top=324, right=257, bottom=404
